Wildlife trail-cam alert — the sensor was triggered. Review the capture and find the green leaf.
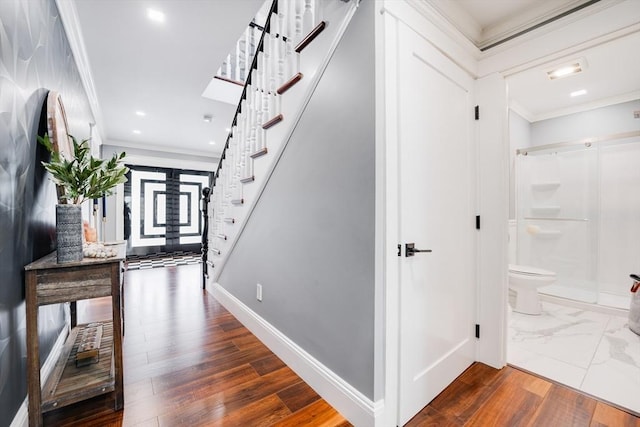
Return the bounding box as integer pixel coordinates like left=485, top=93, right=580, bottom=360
left=38, top=133, right=128, bottom=204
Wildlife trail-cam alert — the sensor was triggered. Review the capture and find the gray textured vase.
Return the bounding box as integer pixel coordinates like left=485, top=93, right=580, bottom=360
left=56, top=204, right=83, bottom=263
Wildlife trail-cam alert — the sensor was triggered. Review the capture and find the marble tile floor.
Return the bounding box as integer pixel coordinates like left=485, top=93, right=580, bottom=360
left=508, top=301, right=640, bottom=416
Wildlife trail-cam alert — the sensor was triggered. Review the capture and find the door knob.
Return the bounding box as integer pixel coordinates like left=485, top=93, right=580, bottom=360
left=405, top=243, right=432, bottom=257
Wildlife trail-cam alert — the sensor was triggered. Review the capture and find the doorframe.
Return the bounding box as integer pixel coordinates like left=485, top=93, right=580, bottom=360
left=376, top=2, right=509, bottom=425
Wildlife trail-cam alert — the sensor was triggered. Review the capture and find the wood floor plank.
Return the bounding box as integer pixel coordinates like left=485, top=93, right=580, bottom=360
left=464, top=372, right=544, bottom=426
left=157, top=366, right=301, bottom=426
left=232, top=333, right=267, bottom=350
left=404, top=405, right=463, bottom=427
left=272, top=399, right=351, bottom=427
left=123, top=377, right=155, bottom=404
left=429, top=363, right=510, bottom=422
left=152, top=363, right=260, bottom=400
left=504, top=366, right=553, bottom=398
left=208, top=394, right=292, bottom=427
left=457, top=361, right=506, bottom=387
left=277, top=380, right=322, bottom=413
left=250, top=353, right=288, bottom=376
left=530, top=384, right=597, bottom=426
left=591, top=402, right=640, bottom=427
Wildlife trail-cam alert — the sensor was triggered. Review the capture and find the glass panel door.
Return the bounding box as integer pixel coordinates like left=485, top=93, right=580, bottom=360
left=125, top=166, right=210, bottom=256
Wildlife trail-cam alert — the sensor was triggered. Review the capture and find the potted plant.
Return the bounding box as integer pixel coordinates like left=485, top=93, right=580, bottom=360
left=38, top=134, right=128, bottom=263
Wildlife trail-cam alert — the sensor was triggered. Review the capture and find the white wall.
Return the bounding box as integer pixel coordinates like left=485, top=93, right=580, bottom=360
left=531, top=99, right=640, bottom=146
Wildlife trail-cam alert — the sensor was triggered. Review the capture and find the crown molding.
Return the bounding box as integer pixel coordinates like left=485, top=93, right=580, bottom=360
left=55, top=0, right=105, bottom=145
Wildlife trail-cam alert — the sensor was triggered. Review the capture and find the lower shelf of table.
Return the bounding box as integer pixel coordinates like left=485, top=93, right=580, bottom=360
left=41, top=321, right=116, bottom=413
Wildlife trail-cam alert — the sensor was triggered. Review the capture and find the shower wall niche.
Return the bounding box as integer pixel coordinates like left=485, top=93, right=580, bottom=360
left=516, top=135, right=640, bottom=308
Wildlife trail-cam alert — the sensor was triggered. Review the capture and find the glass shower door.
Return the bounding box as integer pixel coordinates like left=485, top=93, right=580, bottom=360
left=516, top=147, right=598, bottom=303
left=597, top=139, right=640, bottom=308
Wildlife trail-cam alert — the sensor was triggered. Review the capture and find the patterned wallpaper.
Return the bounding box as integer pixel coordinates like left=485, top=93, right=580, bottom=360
left=0, top=0, right=95, bottom=423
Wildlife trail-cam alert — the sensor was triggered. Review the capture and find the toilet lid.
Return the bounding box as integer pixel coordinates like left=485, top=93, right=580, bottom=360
left=509, top=264, right=556, bottom=277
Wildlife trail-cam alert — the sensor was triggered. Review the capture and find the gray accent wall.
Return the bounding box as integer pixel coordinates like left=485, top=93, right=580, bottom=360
left=218, top=0, right=376, bottom=399
left=0, top=0, right=95, bottom=423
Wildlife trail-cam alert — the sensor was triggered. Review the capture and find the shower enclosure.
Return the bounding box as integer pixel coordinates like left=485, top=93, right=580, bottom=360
left=515, top=131, right=640, bottom=309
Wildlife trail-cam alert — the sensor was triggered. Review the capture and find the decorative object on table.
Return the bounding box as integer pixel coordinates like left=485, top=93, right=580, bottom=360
left=83, top=242, right=118, bottom=258
left=38, top=131, right=128, bottom=263
left=83, top=220, right=97, bottom=242
left=629, top=274, right=640, bottom=336
left=75, top=322, right=103, bottom=367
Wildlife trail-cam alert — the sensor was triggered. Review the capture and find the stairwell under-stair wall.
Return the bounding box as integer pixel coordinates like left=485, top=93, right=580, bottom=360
left=215, top=0, right=376, bottom=409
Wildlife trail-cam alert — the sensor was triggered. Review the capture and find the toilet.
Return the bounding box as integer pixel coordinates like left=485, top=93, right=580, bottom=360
left=508, top=264, right=556, bottom=315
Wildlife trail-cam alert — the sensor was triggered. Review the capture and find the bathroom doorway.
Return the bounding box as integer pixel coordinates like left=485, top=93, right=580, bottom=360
left=504, top=30, right=640, bottom=414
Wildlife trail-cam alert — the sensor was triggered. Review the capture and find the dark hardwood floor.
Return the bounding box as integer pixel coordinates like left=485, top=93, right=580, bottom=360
left=405, top=363, right=640, bottom=427
left=43, top=263, right=640, bottom=426
left=44, top=264, right=350, bottom=426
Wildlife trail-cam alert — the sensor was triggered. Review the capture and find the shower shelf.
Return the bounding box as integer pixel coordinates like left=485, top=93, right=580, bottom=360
left=530, top=206, right=561, bottom=215
left=531, top=182, right=561, bottom=191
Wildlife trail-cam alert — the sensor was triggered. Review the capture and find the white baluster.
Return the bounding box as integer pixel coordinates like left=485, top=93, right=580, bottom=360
left=294, top=0, right=303, bottom=43
left=226, top=53, right=231, bottom=78
left=245, top=29, right=251, bottom=81
left=315, top=0, right=323, bottom=26
left=303, top=0, right=314, bottom=35
left=262, top=86, right=270, bottom=124
left=235, top=38, right=241, bottom=82
left=278, top=5, right=286, bottom=39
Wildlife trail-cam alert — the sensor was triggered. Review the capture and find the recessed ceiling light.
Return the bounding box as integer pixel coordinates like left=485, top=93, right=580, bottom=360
left=570, top=89, right=587, bottom=97
left=147, top=8, right=165, bottom=23
left=209, top=141, right=216, bottom=145
left=135, top=111, right=146, bottom=116
left=203, top=115, right=213, bottom=123
left=225, top=128, right=231, bottom=133
left=546, top=58, right=587, bottom=80
left=133, top=130, right=141, bottom=134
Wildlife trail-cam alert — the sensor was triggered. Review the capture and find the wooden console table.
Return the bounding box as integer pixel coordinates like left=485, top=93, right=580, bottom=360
left=25, top=245, right=125, bottom=426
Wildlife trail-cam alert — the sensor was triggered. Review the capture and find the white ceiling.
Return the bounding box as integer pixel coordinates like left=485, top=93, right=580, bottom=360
left=507, top=31, right=640, bottom=121
left=73, top=0, right=263, bottom=157
left=429, top=0, right=598, bottom=49
left=433, top=0, right=640, bottom=121
left=71, top=0, right=640, bottom=160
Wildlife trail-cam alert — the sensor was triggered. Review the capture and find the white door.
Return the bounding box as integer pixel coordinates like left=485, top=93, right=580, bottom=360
left=397, top=24, right=477, bottom=425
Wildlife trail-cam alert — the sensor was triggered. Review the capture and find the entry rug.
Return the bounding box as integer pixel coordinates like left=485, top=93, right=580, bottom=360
left=126, top=251, right=201, bottom=270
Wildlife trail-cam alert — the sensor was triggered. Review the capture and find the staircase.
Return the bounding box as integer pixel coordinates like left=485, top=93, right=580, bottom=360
left=204, top=0, right=359, bottom=286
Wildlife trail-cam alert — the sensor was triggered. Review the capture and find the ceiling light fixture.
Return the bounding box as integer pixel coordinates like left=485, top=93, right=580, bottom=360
left=209, top=141, right=216, bottom=145
left=225, top=128, right=231, bottom=132
left=147, top=8, right=165, bottom=23
left=546, top=58, right=587, bottom=80
left=203, top=115, right=213, bottom=123
left=570, top=89, right=587, bottom=97
left=135, top=111, right=146, bottom=116
left=133, top=130, right=141, bottom=134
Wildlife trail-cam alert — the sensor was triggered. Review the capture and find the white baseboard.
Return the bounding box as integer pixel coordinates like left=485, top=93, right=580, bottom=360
left=209, top=282, right=384, bottom=427
left=10, top=324, right=69, bottom=427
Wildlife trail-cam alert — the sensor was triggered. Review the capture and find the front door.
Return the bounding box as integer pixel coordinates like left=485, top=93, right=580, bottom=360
left=397, top=24, right=477, bottom=425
